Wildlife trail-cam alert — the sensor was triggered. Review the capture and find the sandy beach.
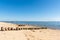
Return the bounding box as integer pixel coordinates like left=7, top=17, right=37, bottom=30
left=0, top=22, right=60, bottom=40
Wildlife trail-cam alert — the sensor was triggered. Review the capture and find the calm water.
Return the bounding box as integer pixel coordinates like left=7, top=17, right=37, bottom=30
left=1, top=21, right=60, bottom=29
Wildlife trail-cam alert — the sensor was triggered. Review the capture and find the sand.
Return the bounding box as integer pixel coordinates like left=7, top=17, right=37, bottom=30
left=0, top=22, right=60, bottom=40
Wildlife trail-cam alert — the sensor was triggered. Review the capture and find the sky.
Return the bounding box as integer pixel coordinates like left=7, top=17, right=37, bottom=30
left=0, top=0, right=60, bottom=21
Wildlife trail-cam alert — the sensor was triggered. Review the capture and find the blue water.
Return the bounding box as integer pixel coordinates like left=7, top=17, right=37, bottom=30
left=1, top=21, right=60, bottom=29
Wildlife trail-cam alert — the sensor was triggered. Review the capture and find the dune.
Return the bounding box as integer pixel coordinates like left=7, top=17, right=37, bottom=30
left=0, top=22, right=60, bottom=40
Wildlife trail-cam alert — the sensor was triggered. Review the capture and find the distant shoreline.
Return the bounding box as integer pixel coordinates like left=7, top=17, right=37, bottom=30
left=1, top=21, right=60, bottom=29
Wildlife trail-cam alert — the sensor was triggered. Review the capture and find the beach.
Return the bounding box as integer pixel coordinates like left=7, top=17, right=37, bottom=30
left=0, top=22, right=60, bottom=40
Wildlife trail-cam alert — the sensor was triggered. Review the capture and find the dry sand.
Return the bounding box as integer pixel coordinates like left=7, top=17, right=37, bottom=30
left=0, top=22, right=60, bottom=40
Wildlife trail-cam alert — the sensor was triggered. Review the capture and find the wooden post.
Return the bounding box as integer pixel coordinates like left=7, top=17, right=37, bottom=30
left=5, top=27, right=7, bottom=31
left=16, top=27, right=19, bottom=30
left=1, top=27, right=4, bottom=31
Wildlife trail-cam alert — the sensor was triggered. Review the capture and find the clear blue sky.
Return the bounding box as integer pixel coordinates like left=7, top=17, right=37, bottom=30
left=0, top=0, right=60, bottom=21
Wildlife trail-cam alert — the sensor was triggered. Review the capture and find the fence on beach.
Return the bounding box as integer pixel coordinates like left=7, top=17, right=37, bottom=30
left=0, top=26, right=47, bottom=31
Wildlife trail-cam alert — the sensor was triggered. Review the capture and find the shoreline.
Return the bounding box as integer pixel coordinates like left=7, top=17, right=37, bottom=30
left=0, top=22, right=60, bottom=40
left=0, top=22, right=47, bottom=31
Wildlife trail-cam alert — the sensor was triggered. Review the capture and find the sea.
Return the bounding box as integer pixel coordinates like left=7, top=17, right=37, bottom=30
left=1, top=21, right=60, bottom=29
